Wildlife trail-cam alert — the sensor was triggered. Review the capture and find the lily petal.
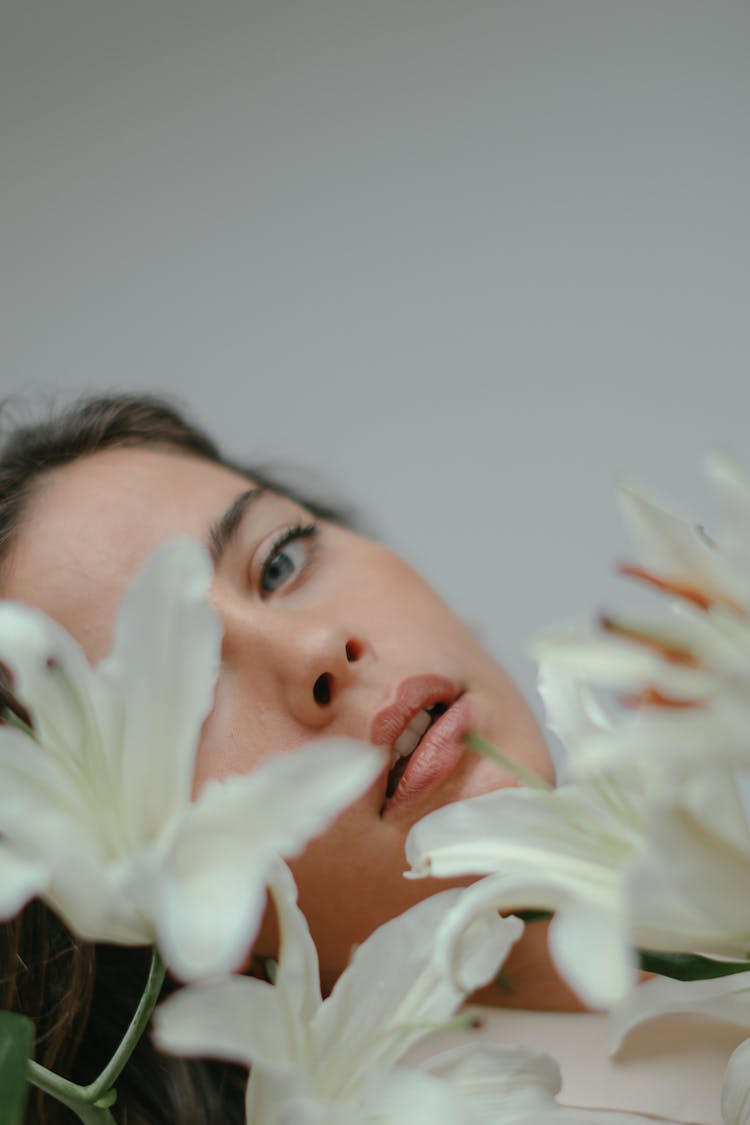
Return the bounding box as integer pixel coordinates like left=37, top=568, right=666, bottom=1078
left=0, top=844, right=48, bottom=920
left=357, top=1064, right=472, bottom=1124
left=705, top=454, right=750, bottom=589
left=432, top=872, right=633, bottom=1011
left=314, top=887, right=521, bottom=1088
left=102, top=538, right=221, bottom=840
left=722, top=1036, right=750, bottom=1125
left=423, top=1043, right=561, bottom=1122
left=406, top=784, right=640, bottom=885
left=0, top=603, right=103, bottom=771
left=609, top=974, right=750, bottom=1057
left=153, top=974, right=290, bottom=1069
left=266, top=856, right=323, bottom=1024
left=129, top=739, right=382, bottom=980
left=617, top=479, right=734, bottom=602
left=154, top=860, right=319, bottom=1071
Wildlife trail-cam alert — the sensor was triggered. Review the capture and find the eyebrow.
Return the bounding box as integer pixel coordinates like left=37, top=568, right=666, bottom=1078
left=208, top=487, right=267, bottom=564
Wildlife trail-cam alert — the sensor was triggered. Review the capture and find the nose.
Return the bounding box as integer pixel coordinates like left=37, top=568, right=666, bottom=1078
left=305, top=639, right=362, bottom=706
left=222, top=604, right=368, bottom=730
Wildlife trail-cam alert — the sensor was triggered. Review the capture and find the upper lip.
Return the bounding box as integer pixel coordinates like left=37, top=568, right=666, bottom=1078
left=369, top=674, right=459, bottom=751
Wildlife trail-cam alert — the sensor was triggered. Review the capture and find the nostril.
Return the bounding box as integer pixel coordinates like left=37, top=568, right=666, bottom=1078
left=313, top=672, right=332, bottom=705
left=345, top=640, right=361, bottom=663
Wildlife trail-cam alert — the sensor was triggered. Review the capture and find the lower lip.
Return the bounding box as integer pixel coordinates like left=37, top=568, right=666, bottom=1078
left=381, top=694, right=472, bottom=817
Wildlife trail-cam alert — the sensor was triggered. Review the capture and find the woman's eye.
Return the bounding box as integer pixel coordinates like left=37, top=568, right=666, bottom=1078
left=258, top=524, right=318, bottom=597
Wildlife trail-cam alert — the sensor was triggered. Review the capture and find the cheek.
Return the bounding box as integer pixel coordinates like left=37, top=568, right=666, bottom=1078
left=190, top=676, right=294, bottom=794
left=344, top=548, right=462, bottom=637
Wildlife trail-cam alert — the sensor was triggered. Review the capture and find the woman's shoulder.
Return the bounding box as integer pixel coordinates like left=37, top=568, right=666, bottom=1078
left=405, top=1007, right=748, bottom=1125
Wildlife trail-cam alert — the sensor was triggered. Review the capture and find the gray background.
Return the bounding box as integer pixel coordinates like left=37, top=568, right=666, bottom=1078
left=2, top=1, right=749, bottom=724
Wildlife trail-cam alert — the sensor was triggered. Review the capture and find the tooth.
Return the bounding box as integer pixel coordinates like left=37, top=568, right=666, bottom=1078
left=394, top=726, right=420, bottom=756
left=411, top=709, right=432, bottom=737
left=393, top=709, right=432, bottom=757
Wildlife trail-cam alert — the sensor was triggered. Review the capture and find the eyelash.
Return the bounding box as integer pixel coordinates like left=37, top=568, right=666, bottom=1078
left=258, top=522, right=319, bottom=597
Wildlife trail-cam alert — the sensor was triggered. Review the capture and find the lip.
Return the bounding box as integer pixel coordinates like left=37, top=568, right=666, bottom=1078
left=371, top=675, right=471, bottom=816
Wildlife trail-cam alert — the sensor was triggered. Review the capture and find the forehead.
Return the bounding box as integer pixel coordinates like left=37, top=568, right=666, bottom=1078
left=1, top=447, right=251, bottom=659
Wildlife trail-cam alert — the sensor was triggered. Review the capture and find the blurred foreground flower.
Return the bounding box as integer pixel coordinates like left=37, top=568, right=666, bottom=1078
left=723, top=1037, right=750, bottom=1125
left=155, top=859, right=530, bottom=1123
left=155, top=861, right=691, bottom=1124
left=0, top=539, right=382, bottom=980
left=532, top=461, right=750, bottom=980
left=538, top=456, right=750, bottom=779
left=405, top=667, right=743, bottom=1008
left=407, top=459, right=750, bottom=1011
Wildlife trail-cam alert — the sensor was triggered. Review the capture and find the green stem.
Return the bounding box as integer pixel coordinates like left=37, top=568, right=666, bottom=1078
left=27, top=948, right=166, bottom=1121
left=2, top=711, right=35, bottom=738
left=90, top=948, right=166, bottom=1096
left=43, top=1088, right=117, bottom=1124
left=466, top=733, right=553, bottom=790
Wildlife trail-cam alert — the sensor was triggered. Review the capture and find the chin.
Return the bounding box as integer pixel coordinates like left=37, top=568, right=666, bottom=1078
left=447, top=754, right=523, bottom=806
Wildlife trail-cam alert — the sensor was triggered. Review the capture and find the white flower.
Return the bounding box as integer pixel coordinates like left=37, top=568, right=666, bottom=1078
left=406, top=665, right=750, bottom=1008
left=538, top=660, right=750, bottom=966
left=154, top=864, right=690, bottom=1124
left=479, top=461, right=750, bottom=993
left=418, top=1043, right=563, bottom=1124
left=623, top=768, right=750, bottom=963
left=533, top=622, right=750, bottom=780
left=406, top=663, right=644, bottom=1008
left=153, top=859, right=525, bottom=1123
left=420, top=1045, right=687, bottom=1124
left=406, top=794, right=637, bottom=1009
left=723, top=1037, right=750, bottom=1125
left=0, top=844, right=47, bottom=920
left=533, top=459, right=750, bottom=781
left=0, top=539, right=382, bottom=980
left=615, top=461, right=747, bottom=610
left=607, top=972, right=750, bottom=1057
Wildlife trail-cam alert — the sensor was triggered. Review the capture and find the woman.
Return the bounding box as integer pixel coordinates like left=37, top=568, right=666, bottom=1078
left=0, top=393, right=562, bottom=1122
left=0, top=394, right=742, bottom=1123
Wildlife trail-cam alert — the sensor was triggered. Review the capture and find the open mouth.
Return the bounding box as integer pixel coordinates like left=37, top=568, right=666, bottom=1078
left=385, top=701, right=449, bottom=799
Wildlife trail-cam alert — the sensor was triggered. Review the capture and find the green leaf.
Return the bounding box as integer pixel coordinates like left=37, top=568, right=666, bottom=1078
left=0, top=1011, right=34, bottom=1125
left=514, top=910, right=554, bottom=924
left=639, top=950, right=750, bottom=981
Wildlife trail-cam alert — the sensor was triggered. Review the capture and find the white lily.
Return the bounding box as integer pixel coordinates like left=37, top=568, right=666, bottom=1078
left=406, top=661, right=647, bottom=1008
left=615, top=464, right=747, bottom=610
left=511, top=465, right=750, bottom=981
left=608, top=972, right=750, bottom=1057
left=407, top=664, right=750, bottom=1008
left=0, top=539, right=383, bottom=980
left=533, top=619, right=750, bottom=780
left=421, top=1044, right=688, bottom=1124
left=537, top=647, right=750, bottom=962
left=351, top=1042, right=686, bottom=1124
left=153, top=859, right=526, bottom=1123
left=532, top=460, right=750, bottom=781
left=406, top=793, right=638, bottom=1008
left=155, top=863, right=688, bottom=1124
left=0, top=843, right=47, bottom=920
left=723, top=1037, right=750, bottom=1125
left=622, top=767, right=750, bottom=965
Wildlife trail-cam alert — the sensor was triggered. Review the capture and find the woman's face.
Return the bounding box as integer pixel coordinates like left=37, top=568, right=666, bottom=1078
left=2, top=447, right=553, bottom=981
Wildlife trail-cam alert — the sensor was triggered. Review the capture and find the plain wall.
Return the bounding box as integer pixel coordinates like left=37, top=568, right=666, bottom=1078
left=2, top=0, right=749, bottom=726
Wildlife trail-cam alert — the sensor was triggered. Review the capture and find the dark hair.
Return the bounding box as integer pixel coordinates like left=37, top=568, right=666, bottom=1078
left=0, top=393, right=352, bottom=1123
left=0, top=392, right=351, bottom=567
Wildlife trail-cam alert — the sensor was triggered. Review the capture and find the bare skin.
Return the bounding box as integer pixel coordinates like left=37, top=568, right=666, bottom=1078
left=2, top=446, right=581, bottom=1007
